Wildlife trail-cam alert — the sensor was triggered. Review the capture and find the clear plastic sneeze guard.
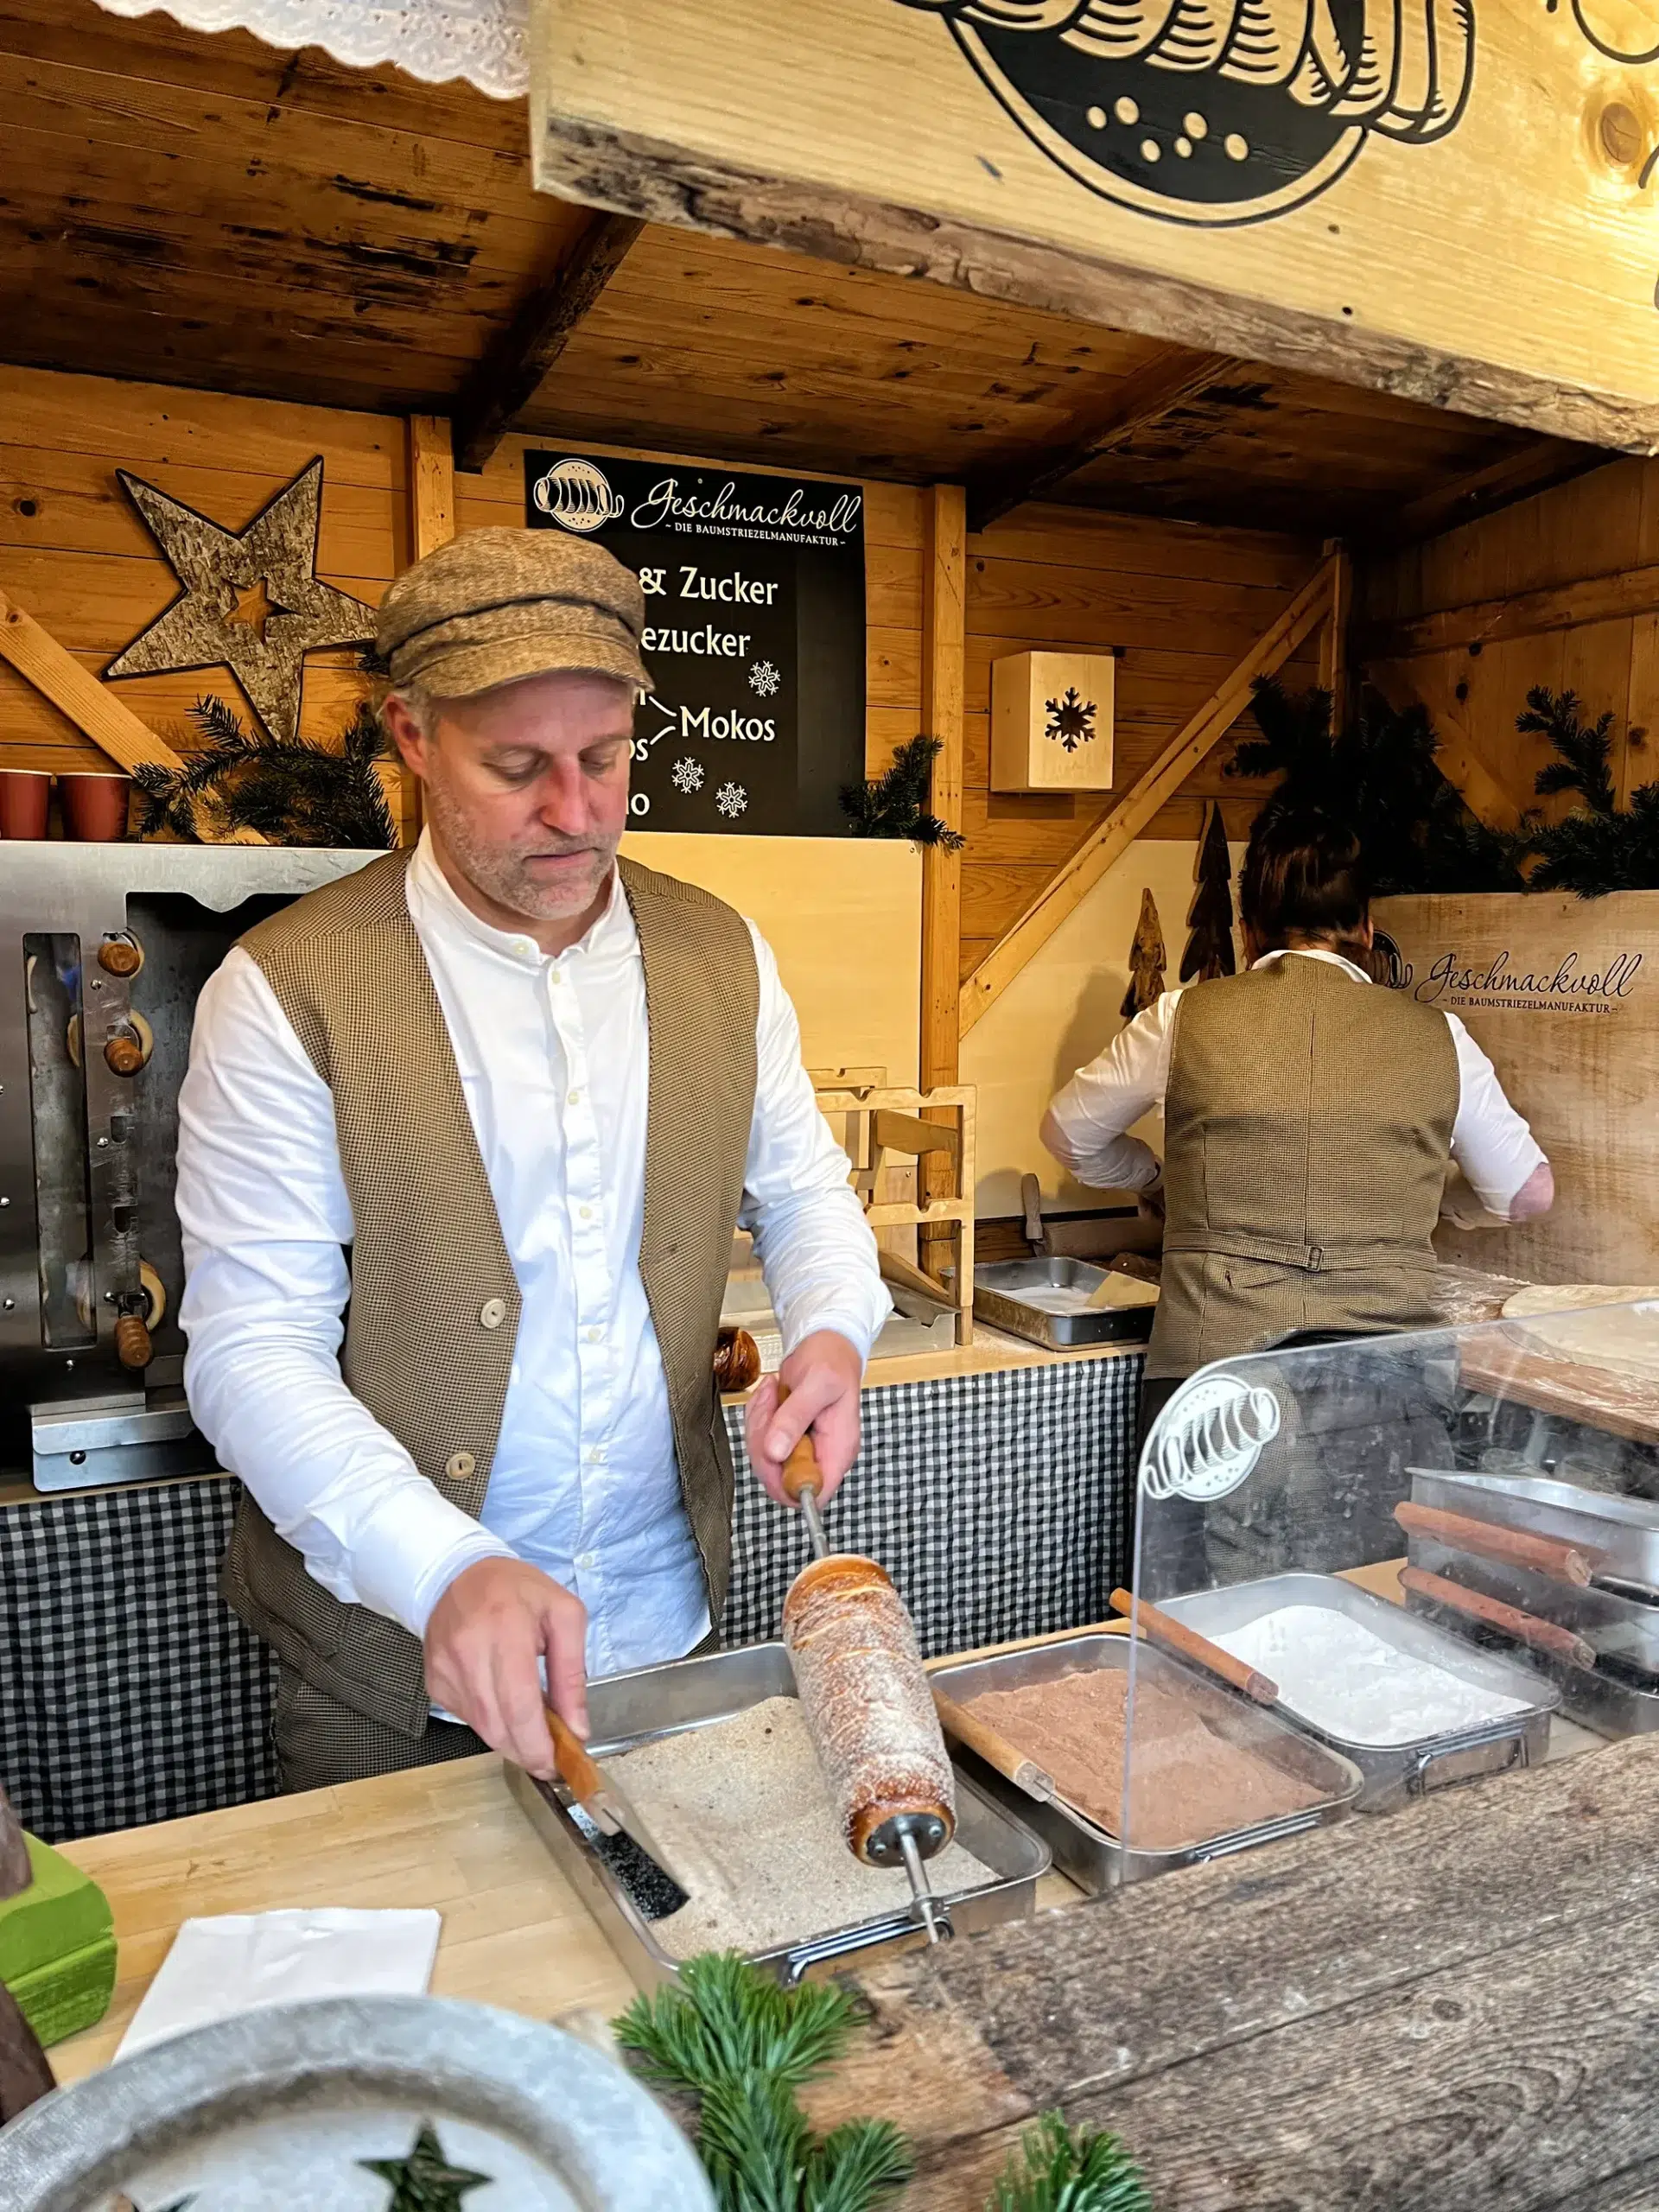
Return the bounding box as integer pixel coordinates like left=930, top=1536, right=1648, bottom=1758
left=1116, top=1300, right=1659, bottom=1860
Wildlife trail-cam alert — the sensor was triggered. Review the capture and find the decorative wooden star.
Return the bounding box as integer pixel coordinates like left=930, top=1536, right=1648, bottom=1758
left=105, top=457, right=376, bottom=744
left=360, top=2121, right=493, bottom=2210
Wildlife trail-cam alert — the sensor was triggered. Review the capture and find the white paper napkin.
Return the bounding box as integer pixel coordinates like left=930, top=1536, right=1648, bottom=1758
left=115, top=1907, right=442, bottom=2061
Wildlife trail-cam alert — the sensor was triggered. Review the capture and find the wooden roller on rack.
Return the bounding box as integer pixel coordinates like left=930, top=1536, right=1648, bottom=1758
left=778, top=1408, right=956, bottom=1941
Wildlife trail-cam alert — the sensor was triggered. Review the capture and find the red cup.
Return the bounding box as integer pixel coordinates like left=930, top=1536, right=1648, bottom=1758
left=60, top=772, right=131, bottom=842
left=0, top=770, right=51, bottom=839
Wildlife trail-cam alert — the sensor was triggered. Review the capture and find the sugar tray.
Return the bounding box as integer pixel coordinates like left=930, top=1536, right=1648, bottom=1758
left=931, top=1632, right=1361, bottom=1891
left=506, top=1641, right=1050, bottom=1990
left=974, top=1257, right=1157, bottom=1350
left=1162, top=1572, right=1559, bottom=1812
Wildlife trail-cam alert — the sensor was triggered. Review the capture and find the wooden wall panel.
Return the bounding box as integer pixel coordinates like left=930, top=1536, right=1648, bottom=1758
left=1362, top=456, right=1658, bottom=827
left=959, top=504, right=1319, bottom=977
left=0, top=365, right=400, bottom=776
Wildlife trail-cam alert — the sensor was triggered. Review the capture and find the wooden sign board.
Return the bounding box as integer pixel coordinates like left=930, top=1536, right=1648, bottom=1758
left=531, top=0, right=1659, bottom=449
left=991, top=650, right=1116, bottom=792
left=1374, top=891, right=1659, bottom=1283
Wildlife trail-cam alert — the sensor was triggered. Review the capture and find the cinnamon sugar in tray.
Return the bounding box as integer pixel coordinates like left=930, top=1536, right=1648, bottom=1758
left=962, top=1667, right=1325, bottom=1853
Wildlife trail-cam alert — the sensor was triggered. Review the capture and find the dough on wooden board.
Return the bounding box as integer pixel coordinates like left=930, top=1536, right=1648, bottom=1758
left=1502, top=1286, right=1659, bottom=1382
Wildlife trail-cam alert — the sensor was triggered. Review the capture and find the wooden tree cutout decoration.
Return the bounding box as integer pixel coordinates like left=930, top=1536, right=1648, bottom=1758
left=1180, top=800, right=1237, bottom=983
left=104, top=458, right=376, bottom=745
left=1120, top=887, right=1166, bottom=1019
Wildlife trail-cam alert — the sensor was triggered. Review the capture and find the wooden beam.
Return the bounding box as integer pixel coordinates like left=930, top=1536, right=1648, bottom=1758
left=407, top=415, right=456, bottom=558
left=532, top=0, right=1659, bottom=455
left=919, top=484, right=965, bottom=1088
left=958, top=557, right=1335, bottom=1039
left=1319, top=540, right=1351, bottom=735
left=0, top=587, right=265, bottom=842
left=965, top=350, right=1232, bottom=533
left=1370, top=442, right=1611, bottom=551
left=872, top=1108, right=962, bottom=1160
left=451, top=214, right=644, bottom=474
left=401, top=414, right=457, bottom=843
left=1360, top=563, right=1659, bottom=662
left=1366, top=659, right=1529, bottom=832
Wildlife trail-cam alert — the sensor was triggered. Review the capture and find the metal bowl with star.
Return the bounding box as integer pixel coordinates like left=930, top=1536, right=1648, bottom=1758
left=0, top=1995, right=713, bottom=2212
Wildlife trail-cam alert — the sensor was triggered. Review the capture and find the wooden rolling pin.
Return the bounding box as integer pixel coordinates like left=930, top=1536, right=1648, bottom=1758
left=929, top=1688, right=1057, bottom=1804
left=1398, top=1565, right=1598, bottom=1670
left=1109, top=1587, right=1279, bottom=1706
left=1394, top=1501, right=1594, bottom=1587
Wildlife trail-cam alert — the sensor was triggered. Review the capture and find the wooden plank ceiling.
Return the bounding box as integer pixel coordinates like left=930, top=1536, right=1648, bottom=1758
left=0, top=0, right=1605, bottom=541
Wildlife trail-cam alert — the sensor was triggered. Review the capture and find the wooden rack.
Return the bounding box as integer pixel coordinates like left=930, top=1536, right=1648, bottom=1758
left=814, top=1084, right=976, bottom=1348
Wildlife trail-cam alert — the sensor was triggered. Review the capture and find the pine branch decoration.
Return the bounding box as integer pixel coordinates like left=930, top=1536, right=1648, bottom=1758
left=1519, top=686, right=1659, bottom=895
left=614, top=1954, right=912, bottom=2212
left=990, top=2113, right=1152, bottom=2212
left=840, top=735, right=965, bottom=850
left=135, top=694, right=397, bottom=849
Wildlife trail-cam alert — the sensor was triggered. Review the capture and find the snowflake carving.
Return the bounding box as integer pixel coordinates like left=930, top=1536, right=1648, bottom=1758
left=671, top=755, right=705, bottom=794
left=748, top=658, right=781, bottom=698
left=1045, top=686, right=1098, bottom=753
left=715, top=780, right=749, bottom=820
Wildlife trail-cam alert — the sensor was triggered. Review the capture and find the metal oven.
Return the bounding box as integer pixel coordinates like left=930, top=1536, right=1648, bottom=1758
left=1, top=843, right=378, bottom=1490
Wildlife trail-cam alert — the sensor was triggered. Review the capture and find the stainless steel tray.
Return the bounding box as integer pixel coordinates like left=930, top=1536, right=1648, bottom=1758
left=507, top=1641, right=1050, bottom=1989
left=931, top=1633, right=1361, bottom=1891
left=1407, top=1470, right=1659, bottom=1735
left=1161, top=1572, right=1559, bottom=1813
left=974, top=1257, right=1157, bottom=1350
left=1409, top=1469, right=1659, bottom=1587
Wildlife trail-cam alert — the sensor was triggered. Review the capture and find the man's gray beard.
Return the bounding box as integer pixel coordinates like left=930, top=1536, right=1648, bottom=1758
left=423, top=779, right=619, bottom=923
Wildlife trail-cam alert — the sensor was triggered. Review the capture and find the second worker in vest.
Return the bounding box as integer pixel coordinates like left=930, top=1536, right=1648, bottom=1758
left=175, top=528, right=891, bottom=1793
left=1043, top=807, right=1554, bottom=1444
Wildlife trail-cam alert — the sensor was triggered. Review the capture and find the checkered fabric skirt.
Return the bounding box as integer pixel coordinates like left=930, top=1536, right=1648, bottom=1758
left=0, top=1355, right=1140, bottom=1841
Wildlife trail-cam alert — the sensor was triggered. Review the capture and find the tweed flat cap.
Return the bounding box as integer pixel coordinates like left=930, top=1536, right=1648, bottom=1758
left=375, top=526, right=652, bottom=698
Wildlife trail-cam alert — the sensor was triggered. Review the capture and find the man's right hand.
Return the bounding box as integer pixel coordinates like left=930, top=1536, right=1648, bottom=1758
left=423, top=1557, right=588, bottom=1779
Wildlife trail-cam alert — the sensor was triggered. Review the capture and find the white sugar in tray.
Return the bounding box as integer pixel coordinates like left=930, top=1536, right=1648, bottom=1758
left=1211, top=1605, right=1530, bottom=1747
left=1014, top=1279, right=1158, bottom=1318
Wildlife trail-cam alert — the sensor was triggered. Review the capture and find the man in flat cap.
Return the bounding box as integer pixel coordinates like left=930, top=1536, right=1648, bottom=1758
left=175, top=528, right=888, bottom=1791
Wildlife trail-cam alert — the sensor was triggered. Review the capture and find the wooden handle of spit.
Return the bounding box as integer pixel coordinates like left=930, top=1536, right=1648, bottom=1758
left=1109, top=1587, right=1279, bottom=1705
left=776, top=1382, right=823, bottom=1504
left=543, top=1703, right=604, bottom=1803
left=1399, top=1565, right=1598, bottom=1670
left=931, top=1688, right=1055, bottom=1802
left=1395, top=1501, right=1594, bottom=1588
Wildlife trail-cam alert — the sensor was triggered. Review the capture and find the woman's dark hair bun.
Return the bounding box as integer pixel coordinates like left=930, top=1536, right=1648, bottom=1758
left=1240, top=804, right=1371, bottom=950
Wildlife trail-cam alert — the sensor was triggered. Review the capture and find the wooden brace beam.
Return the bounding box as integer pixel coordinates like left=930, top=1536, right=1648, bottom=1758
left=0, top=588, right=266, bottom=843
left=452, top=213, right=645, bottom=474
left=965, top=349, right=1233, bottom=533
left=1367, top=441, right=1611, bottom=552
left=958, top=555, right=1336, bottom=1039
left=1360, top=561, right=1659, bottom=662
left=1319, top=540, right=1351, bottom=735
left=1366, top=659, right=1529, bottom=832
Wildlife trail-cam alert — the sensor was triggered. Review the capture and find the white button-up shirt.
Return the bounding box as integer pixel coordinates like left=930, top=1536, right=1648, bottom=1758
left=1044, top=947, right=1548, bottom=1217
left=176, top=836, right=889, bottom=1678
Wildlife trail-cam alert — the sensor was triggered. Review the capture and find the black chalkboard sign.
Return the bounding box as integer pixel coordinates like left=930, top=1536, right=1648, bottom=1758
left=524, top=449, right=866, bottom=836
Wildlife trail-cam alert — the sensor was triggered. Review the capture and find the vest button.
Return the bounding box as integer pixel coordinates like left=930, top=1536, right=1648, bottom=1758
left=445, top=1450, right=476, bottom=1482
left=479, top=1297, right=507, bottom=1329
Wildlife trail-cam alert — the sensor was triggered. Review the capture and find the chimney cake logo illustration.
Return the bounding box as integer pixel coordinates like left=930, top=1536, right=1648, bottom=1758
left=532, top=456, right=626, bottom=534
left=896, top=0, right=1475, bottom=226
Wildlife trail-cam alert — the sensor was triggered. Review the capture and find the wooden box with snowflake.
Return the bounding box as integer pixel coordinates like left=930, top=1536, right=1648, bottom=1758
left=989, top=652, right=1116, bottom=792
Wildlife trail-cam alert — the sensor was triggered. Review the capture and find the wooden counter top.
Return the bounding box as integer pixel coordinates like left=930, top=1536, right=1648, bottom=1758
left=49, top=1756, right=641, bottom=2082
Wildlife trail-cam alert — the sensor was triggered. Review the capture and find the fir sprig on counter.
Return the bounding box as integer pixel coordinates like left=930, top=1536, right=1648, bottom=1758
left=989, top=2113, right=1152, bottom=2212
left=1516, top=685, right=1659, bottom=895
left=133, top=694, right=397, bottom=849
left=614, top=1953, right=912, bottom=2212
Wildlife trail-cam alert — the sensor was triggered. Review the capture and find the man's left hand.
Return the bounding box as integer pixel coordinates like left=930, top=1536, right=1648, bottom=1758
left=745, top=1329, right=864, bottom=1507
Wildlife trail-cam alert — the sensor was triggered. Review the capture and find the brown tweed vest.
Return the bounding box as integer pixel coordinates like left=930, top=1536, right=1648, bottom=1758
left=219, top=849, right=759, bottom=1738
left=1148, top=955, right=1459, bottom=1380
